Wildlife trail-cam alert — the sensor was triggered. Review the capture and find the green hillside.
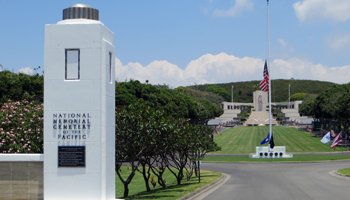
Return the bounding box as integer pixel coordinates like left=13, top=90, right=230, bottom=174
left=0, top=71, right=338, bottom=120
left=188, top=79, right=336, bottom=103
left=175, top=86, right=225, bottom=105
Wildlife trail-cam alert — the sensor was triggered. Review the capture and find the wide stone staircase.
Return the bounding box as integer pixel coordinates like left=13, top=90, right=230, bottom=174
left=245, top=111, right=277, bottom=126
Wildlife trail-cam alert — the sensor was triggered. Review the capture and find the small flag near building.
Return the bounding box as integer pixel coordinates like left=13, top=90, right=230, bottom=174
left=331, top=132, right=343, bottom=149
left=259, top=60, right=269, bottom=92
left=320, top=131, right=331, bottom=144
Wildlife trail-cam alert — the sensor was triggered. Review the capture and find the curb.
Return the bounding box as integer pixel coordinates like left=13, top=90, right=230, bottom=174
left=335, top=171, right=350, bottom=177
left=329, top=170, right=350, bottom=180
left=180, top=173, right=230, bottom=200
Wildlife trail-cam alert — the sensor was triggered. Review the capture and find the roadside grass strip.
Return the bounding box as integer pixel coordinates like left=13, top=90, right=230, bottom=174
left=337, top=168, right=350, bottom=176
left=116, top=169, right=221, bottom=200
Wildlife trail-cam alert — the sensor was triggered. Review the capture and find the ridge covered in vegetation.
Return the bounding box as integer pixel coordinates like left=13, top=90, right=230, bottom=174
left=0, top=70, right=337, bottom=107
left=188, top=79, right=336, bottom=103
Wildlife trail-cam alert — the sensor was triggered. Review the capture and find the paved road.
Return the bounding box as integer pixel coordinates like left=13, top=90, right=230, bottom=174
left=202, top=161, right=350, bottom=200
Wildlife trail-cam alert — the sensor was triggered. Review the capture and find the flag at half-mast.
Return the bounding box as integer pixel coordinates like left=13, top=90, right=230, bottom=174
left=260, top=132, right=275, bottom=149
left=259, top=60, right=269, bottom=92
left=260, top=132, right=271, bottom=145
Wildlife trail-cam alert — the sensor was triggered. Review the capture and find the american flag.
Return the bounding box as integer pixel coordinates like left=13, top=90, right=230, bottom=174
left=331, top=132, right=343, bottom=149
left=259, top=61, right=269, bottom=92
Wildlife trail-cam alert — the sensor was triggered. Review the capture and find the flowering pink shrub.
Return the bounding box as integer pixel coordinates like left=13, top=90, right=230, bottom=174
left=0, top=100, right=43, bottom=153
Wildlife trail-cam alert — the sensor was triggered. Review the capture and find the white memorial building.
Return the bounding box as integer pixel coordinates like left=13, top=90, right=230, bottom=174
left=209, top=90, right=304, bottom=126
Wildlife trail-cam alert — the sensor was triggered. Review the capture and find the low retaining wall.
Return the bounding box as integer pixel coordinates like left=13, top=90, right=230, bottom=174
left=0, top=154, right=43, bottom=200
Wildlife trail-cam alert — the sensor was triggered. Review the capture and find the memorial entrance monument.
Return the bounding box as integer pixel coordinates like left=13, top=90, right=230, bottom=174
left=44, top=4, right=115, bottom=200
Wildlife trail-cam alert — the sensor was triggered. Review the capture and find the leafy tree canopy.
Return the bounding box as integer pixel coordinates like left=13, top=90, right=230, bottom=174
left=0, top=71, right=43, bottom=105
left=116, top=80, right=222, bottom=123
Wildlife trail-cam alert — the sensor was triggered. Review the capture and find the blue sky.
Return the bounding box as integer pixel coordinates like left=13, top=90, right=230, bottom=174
left=1, top=0, right=350, bottom=86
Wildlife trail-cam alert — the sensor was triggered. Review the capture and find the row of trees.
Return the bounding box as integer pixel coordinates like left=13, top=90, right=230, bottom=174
left=116, top=101, right=220, bottom=198
left=0, top=71, right=223, bottom=124
left=116, top=80, right=222, bottom=124
left=300, top=84, right=350, bottom=136
left=115, top=81, right=222, bottom=197
left=0, top=71, right=43, bottom=105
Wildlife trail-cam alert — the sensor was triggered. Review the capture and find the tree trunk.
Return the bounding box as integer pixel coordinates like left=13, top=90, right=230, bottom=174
left=141, top=163, right=151, bottom=192
left=123, top=182, right=129, bottom=198
left=158, top=175, right=166, bottom=188
left=194, top=161, right=198, bottom=177
left=177, top=168, right=183, bottom=185
left=116, top=162, right=137, bottom=199
left=150, top=162, right=167, bottom=188
left=198, top=160, right=201, bottom=183
left=185, top=161, right=194, bottom=181
left=155, top=168, right=166, bottom=188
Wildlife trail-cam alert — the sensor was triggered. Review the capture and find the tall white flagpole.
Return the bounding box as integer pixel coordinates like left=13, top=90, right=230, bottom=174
left=267, top=0, right=273, bottom=148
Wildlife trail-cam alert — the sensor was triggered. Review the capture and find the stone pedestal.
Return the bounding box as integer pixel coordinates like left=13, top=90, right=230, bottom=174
left=250, top=146, right=293, bottom=158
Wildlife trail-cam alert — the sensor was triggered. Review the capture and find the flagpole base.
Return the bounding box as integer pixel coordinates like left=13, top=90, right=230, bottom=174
left=250, top=146, right=293, bottom=158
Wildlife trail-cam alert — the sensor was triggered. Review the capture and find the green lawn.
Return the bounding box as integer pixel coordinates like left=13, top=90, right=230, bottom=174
left=337, top=168, right=350, bottom=176
left=116, top=168, right=221, bottom=200
left=213, top=126, right=349, bottom=154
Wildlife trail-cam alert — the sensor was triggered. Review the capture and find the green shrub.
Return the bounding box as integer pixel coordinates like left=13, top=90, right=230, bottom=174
left=0, top=100, right=43, bottom=153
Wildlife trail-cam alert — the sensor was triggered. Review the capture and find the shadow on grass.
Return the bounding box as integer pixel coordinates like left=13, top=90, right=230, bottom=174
left=201, top=174, right=217, bottom=178
left=125, top=183, right=194, bottom=200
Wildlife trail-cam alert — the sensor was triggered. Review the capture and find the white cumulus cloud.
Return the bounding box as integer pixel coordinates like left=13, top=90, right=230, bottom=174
left=116, top=58, right=184, bottom=87
left=17, top=67, right=34, bottom=75
left=115, top=53, right=350, bottom=87
left=213, top=0, right=254, bottom=17
left=272, top=59, right=340, bottom=83
left=294, top=0, right=350, bottom=22
left=184, top=53, right=261, bottom=84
